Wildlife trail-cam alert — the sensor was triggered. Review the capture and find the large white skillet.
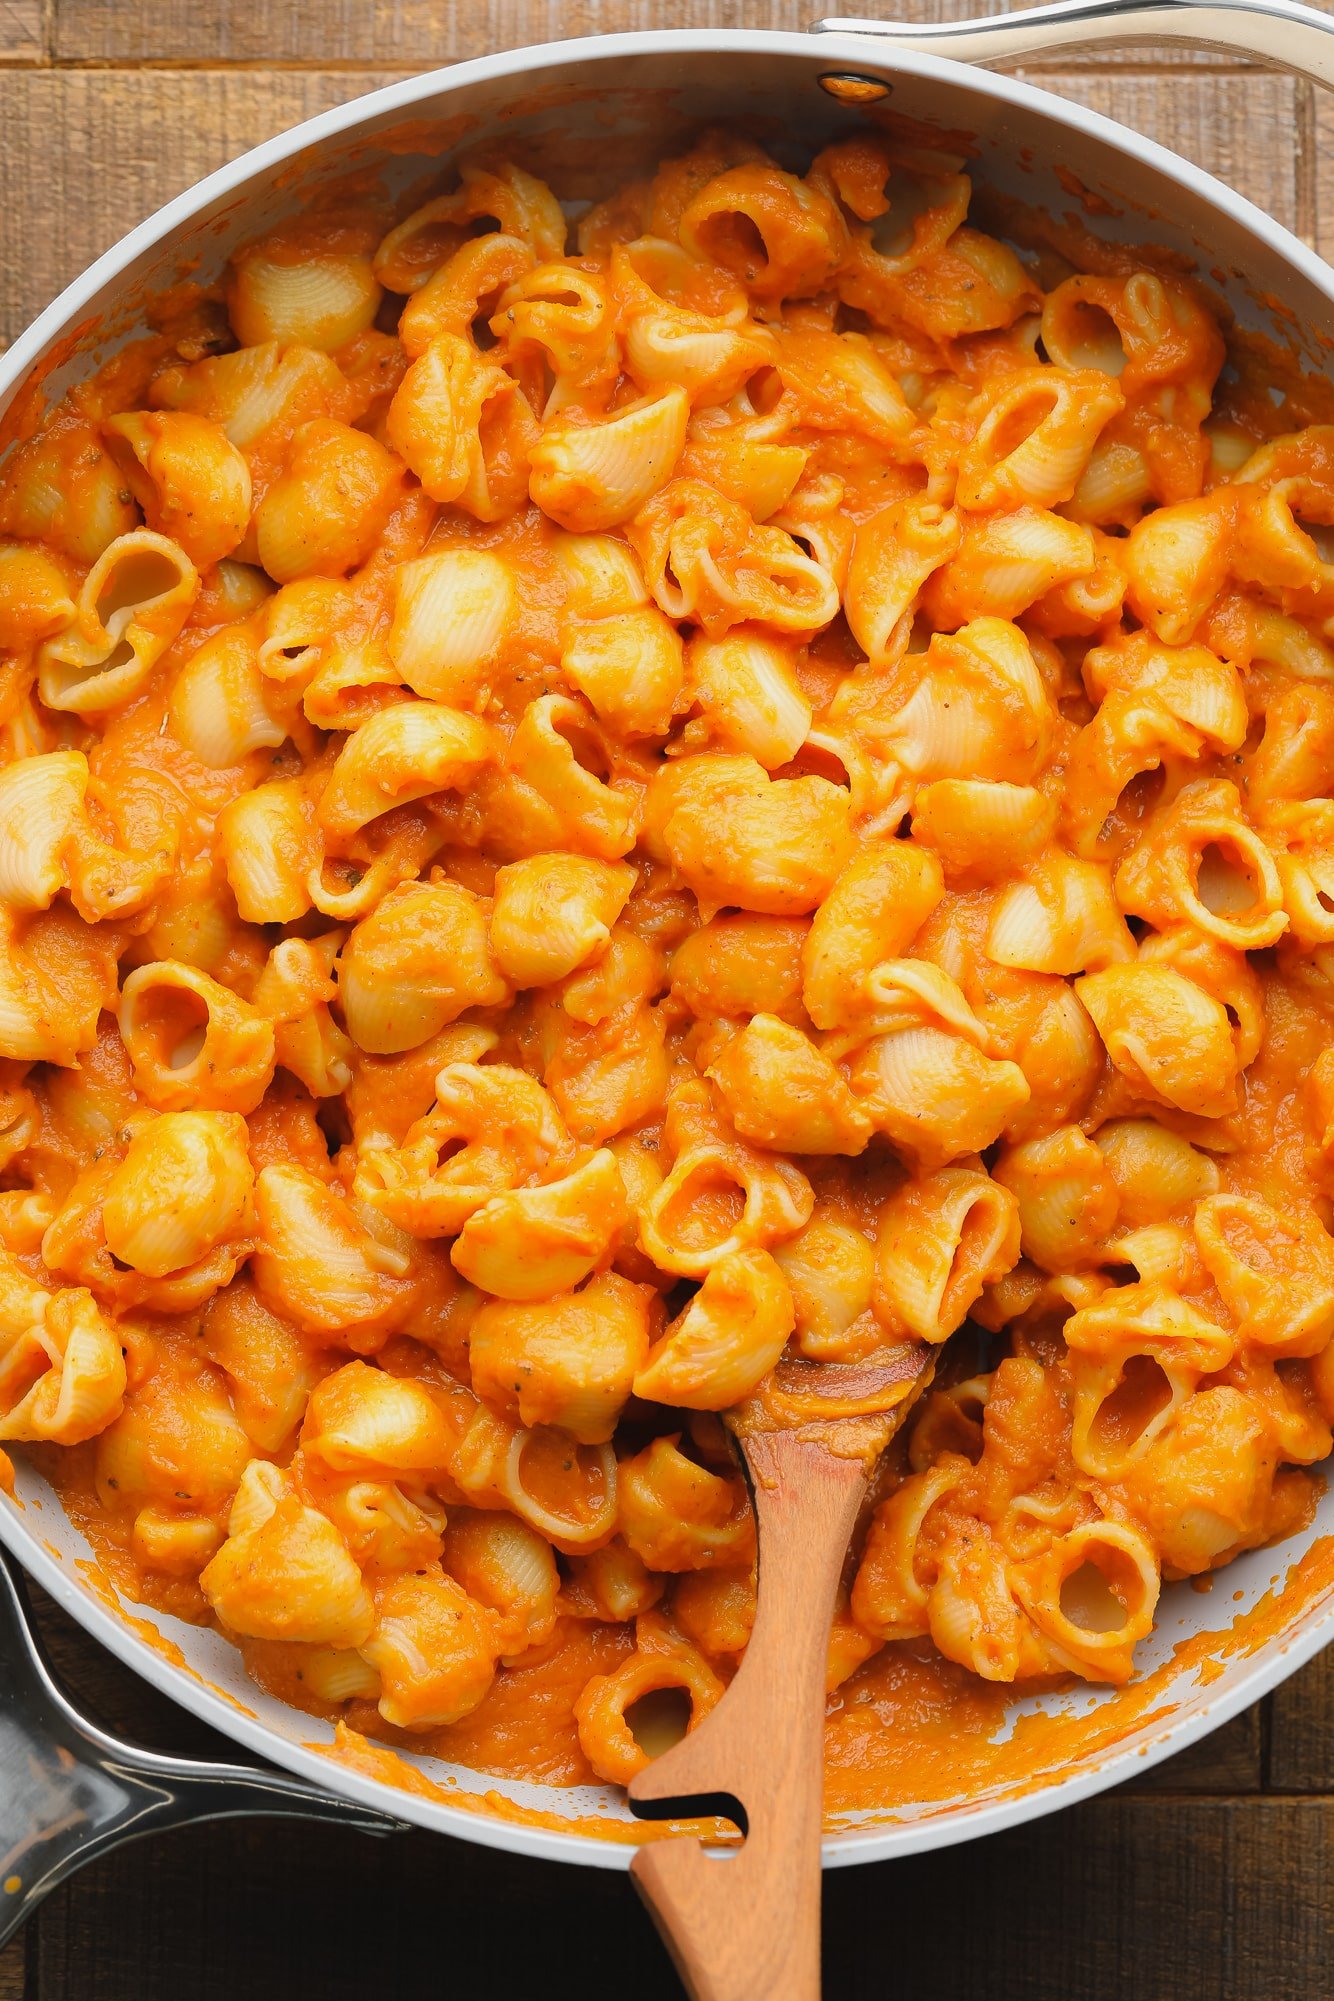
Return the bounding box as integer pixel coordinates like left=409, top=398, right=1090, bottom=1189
left=4, top=0, right=1334, bottom=1935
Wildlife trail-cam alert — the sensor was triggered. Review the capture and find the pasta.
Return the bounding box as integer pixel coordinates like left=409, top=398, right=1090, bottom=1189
left=2, top=126, right=1332, bottom=1797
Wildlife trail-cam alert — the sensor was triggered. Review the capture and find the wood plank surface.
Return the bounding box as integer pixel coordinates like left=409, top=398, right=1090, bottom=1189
left=44, top=0, right=1245, bottom=67
left=1269, top=1647, right=1334, bottom=1792
left=0, top=1945, right=23, bottom=2001
left=29, top=1796, right=1334, bottom=2001
left=0, top=0, right=42, bottom=62
left=39, top=0, right=1146, bottom=67
left=1308, top=89, right=1334, bottom=261
left=3, top=6, right=1334, bottom=1998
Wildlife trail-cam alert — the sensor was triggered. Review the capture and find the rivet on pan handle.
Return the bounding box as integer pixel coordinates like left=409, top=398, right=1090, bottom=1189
left=812, top=0, right=1334, bottom=92
left=0, top=1546, right=406, bottom=1951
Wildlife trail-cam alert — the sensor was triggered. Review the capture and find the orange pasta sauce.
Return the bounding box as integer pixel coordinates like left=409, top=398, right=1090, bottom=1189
left=6, top=119, right=1334, bottom=1835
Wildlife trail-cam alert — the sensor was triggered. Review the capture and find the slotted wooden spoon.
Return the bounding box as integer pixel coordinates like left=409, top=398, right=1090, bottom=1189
left=628, top=1345, right=935, bottom=2001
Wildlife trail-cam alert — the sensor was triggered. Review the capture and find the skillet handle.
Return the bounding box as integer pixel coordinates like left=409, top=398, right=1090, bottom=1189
left=0, top=1547, right=405, bottom=1951
left=812, top=0, right=1334, bottom=91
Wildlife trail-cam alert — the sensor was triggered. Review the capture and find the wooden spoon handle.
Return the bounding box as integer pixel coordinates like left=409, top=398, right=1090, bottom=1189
left=628, top=1432, right=870, bottom=2001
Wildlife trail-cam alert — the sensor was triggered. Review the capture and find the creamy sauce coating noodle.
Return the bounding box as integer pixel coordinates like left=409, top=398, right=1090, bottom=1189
left=2, top=127, right=1334, bottom=1812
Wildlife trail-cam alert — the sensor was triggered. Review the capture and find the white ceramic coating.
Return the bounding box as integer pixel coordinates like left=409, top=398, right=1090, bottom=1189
left=3, top=26, right=1334, bottom=1870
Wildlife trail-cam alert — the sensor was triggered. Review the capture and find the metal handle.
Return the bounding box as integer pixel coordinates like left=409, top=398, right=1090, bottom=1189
left=0, top=1547, right=406, bottom=1950
left=813, top=0, right=1334, bottom=91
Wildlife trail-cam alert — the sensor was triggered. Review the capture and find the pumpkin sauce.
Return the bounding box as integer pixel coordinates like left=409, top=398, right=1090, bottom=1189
left=8, top=122, right=1334, bottom=1854
left=307, top=1532, right=1334, bottom=1842
left=34, top=1450, right=1334, bottom=1845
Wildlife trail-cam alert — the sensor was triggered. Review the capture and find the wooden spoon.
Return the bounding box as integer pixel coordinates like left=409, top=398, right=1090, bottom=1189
left=628, top=1345, right=935, bottom=2001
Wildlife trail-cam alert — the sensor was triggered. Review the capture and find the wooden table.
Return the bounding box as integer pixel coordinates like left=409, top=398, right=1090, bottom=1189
left=3, top=4, right=1334, bottom=1994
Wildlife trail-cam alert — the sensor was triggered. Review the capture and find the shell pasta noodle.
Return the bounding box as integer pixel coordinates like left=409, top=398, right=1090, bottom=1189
left=4, top=123, right=1334, bottom=1801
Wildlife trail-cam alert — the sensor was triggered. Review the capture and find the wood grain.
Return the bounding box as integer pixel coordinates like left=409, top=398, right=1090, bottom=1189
left=1121, top=1704, right=1263, bottom=1792
left=45, top=0, right=1259, bottom=67
left=41, top=0, right=1106, bottom=68
left=1309, top=86, right=1334, bottom=260
left=631, top=1435, right=879, bottom=2001
left=0, top=66, right=1312, bottom=352
left=30, top=1796, right=1334, bottom=2001
left=1267, top=1647, right=1334, bottom=1791
left=0, top=0, right=43, bottom=63
left=823, top=1797, right=1334, bottom=2000
left=0, top=1941, right=24, bottom=2001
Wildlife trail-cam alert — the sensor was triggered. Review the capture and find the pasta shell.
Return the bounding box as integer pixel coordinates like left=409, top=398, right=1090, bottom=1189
left=1075, top=963, right=1239, bottom=1118
left=850, top=1025, right=1031, bottom=1169
left=0, top=1289, right=126, bottom=1447
left=624, top=311, right=771, bottom=403
left=0, top=905, right=118, bottom=1065
left=201, top=1490, right=374, bottom=1648
left=844, top=498, right=960, bottom=665
left=638, top=1138, right=813, bottom=1278
left=218, top=778, right=318, bottom=925
left=39, top=531, right=199, bottom=716
left=399, top=234, right=537, bottom=356
left=169, top=626, right=286, bottom=768
left=339, top=880, right=508, bottom=1055
left=119, top=960, right=276, bottom=1114
left=374, top=164, right=566, bottom=295
left=250, top=1164, right=414, bottom=1337
left=888, top=675, right=998, bottom=780
left=993, top=1126, right=1118, bottom=1273
left=552, top=530, right=650, bottom=618
left=1069, top=439, right=1150, bottom=526
left=617, top=1433, right=754, bottom=1573
left=851, top=1462, right=964, bottom=1638
left=1094, top=1117, right=1220, bottom=1225
left=958, top=369, right=1123, bottom=514
left=489, top=853, right=636, bottom=988
left=706, top=1013, right=873, bottom=1156
left=317, top=702, right=496, bottom=842
left=0, top=749, right=87, bottom=911
left=1010, top=1519, right=1159, bottom=1670
left=0, top=543, right=77, bottom=648
left=1104, top=1222, right=1192, bottom=1284
left=451, top=1148, right=628, bottom=1300
left=926, top=1532, right=1023, bottom=1682
left=358, top=1571, right=499, bottom=1730
left=228, top=251, right=381, bottom=352
left=230, top=1465, right=292, bottom=1544
left=686, top=627, right=811, bottom=769
left=468, top=1273, right=650, bottom=1444
left=858, top=960, right=989, bottom=1049
left=1064, top=1278, right=1234, bottom=1372
left=988, top=855, right=1134, bottom=976
left=529, top=387, right=689, bottom=532
left=304, top=1359, right=451, bottom=1475
left=500, top=1429, right=619, bottom=1552
left=574, top=1641, right=723, bottom=1787
left=632, top=1247, right=794, bottom=1409
left=101, top=1110, right=253, bottom=1278
left=911, top=779, right=1055, bottom=876
left=105, top=410, right=253, bottom=571
left=388, top=548, right=517, bottom=707
left=874, top=1164, right=1021, bottom=1342
left=301, top=1647, right=383, bottom=1704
